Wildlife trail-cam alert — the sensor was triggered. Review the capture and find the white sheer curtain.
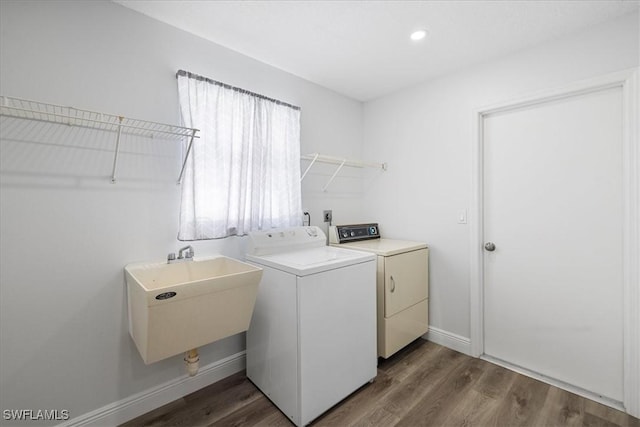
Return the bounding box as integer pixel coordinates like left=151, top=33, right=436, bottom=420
left=177, top=71, right=302, bottom=240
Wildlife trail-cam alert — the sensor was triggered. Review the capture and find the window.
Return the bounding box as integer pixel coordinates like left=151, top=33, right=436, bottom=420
left=176, top=70, right=302, bottom=240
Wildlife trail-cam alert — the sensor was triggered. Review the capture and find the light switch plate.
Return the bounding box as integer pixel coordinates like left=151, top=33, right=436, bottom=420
left=457, top=209, right=467, bottom=224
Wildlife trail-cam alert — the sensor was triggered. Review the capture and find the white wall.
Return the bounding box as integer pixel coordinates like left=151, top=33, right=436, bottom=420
left=2, top=0, right=638, bottom=423
left=0, top=0, right=364, bottom=424
left=362, top=11, right=639, bottom=343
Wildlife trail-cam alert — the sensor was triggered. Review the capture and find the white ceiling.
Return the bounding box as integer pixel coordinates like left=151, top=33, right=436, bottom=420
left=114, top=0, right=639, bottom=101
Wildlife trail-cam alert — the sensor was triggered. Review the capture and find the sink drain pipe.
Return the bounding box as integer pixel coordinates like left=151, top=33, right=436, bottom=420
left=184, top=348, right=199, bottom=376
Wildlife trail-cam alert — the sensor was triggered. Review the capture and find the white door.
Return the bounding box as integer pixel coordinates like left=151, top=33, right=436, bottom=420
left=483, top=86, right=624, bottom=402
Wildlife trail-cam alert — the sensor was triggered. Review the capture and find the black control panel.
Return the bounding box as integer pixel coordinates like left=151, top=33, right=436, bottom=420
left=334, top=223, right=380, bottom=243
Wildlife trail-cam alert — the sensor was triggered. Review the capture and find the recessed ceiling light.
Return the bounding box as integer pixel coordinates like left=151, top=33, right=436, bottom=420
left=410, top=29, right=428, bottom=41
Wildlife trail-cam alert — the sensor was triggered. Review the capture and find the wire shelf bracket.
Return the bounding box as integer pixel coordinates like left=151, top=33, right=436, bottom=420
left=300, top=153, right=387, bottom=191
left=0, top=95, right=200, bottom=184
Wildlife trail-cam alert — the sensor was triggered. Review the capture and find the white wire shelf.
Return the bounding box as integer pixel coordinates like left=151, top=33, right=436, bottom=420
left=0, top=95, right=199, bottom=184
left=301, top=153, right=387, bottom=191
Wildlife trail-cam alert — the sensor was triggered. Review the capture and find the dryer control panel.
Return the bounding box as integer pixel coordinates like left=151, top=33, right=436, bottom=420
left=329, top=223, right=380, bottom=244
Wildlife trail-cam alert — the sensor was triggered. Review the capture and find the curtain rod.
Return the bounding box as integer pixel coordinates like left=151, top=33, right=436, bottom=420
left=176, top=70, right=301, bottom=111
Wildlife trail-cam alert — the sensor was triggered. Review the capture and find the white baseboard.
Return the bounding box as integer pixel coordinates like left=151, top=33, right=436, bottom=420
left=62, top=351, right=246, bottom=427
left=424, top=326, right=472, bottom=355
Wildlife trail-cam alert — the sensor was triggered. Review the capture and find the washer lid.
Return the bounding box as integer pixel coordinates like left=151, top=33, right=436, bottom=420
left=246, top=245, right=375, bottom=276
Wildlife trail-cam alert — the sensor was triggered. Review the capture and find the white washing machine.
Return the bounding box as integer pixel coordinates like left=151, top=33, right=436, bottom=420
left=330, top=223, right=429, bottom=358
left=245, top=226, right=377, bottom=426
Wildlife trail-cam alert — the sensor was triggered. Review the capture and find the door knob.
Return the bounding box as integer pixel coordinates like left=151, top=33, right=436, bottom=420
left=484, top=242, right=496, bottom=251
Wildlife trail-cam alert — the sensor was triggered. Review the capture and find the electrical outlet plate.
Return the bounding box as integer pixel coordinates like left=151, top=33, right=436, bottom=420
left=323, top=210, right=332, bottom=223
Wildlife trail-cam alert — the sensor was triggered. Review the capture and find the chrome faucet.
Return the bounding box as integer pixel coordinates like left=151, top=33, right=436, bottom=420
left=178, top=245, right=194, bottom=260
left=167, top=245, right=194, bottom=264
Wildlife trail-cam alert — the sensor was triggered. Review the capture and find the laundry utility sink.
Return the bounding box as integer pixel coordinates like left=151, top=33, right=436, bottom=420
left=125, top=256, right=262, bottom=364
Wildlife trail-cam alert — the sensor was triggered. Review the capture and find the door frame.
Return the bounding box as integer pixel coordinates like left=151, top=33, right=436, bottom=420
left=469, top=68, right=639, bottom=416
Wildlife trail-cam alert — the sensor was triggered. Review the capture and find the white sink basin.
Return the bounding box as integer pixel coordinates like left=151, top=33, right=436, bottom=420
left=125, top=256, right=262, bottom=364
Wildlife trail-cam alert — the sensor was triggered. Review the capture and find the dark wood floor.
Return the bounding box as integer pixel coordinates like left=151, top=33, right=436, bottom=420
left=122, top=340, right=639, bottom=427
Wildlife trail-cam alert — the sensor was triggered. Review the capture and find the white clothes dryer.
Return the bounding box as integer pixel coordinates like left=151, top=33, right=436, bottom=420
left=245, top=226, right=377, bottom=426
